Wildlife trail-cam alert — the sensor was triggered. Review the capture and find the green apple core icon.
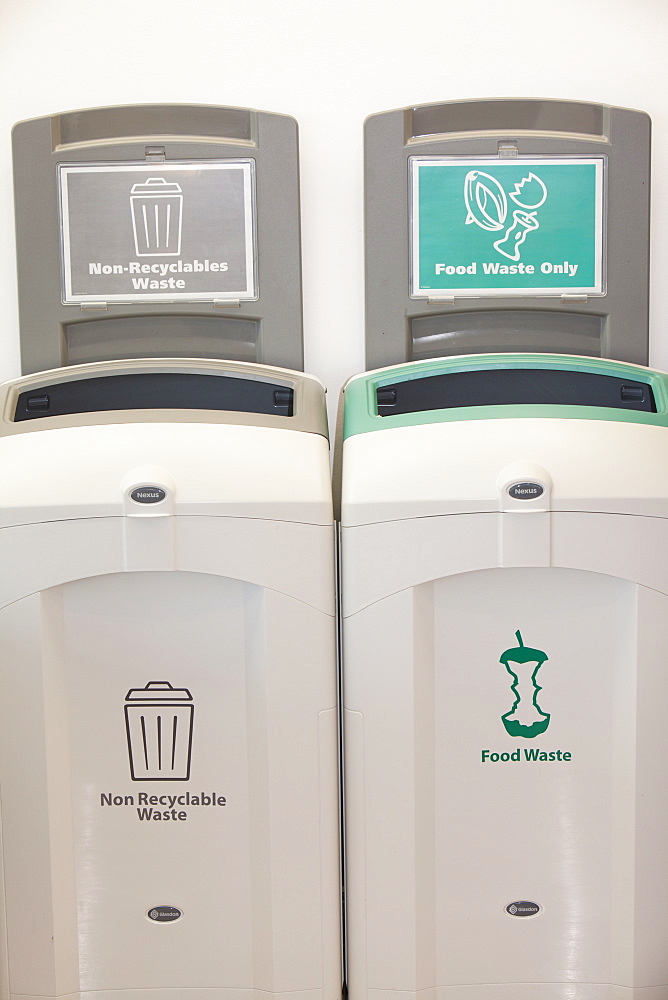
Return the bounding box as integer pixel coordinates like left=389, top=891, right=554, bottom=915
left=500, top=630, right=550, bottom=738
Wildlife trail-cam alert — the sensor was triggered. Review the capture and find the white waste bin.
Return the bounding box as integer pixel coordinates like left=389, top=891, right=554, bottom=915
left=342, top=353, right=668, bottom=1000
left=0, top=358, right=340, bottom=1000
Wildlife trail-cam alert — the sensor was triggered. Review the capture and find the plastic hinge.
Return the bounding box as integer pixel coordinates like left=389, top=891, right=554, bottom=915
left=498, top=141, right=519, bottom=158
left=427, top=295, right=455, bottom=306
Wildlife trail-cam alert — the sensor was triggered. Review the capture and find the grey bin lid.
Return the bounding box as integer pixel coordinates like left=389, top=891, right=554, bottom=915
left=363, top=97, right=650, bottom=369
left=12, top=103, right=304, bottom=373
left=0, top=359, right=329, bottom=440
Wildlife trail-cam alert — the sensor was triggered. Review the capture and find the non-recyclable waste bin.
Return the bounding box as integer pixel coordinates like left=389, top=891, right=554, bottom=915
left=0, top=358, right=340, bottom=1000
left=341, top=353, right=668, bottom=1000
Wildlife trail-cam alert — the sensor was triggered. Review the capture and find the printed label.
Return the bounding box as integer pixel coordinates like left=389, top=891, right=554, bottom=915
left=508, top=483, right=544, bottom=500
left=478, top=630, right=572, bottom=763
left=102, top=791, right=227, bottom=822
left=411, top=156, right=604, bottom=296
left=59, top=161, right=256, bottom=303
left=148, top=906, right=182, bottom=922
left=130, top=487, right=167, bottom=504
left=95, top=682, right=229, bottom=823
left=506, top=901, right=541, bottom=917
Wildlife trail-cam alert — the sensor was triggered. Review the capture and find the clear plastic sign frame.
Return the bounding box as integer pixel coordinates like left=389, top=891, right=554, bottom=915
left=410, top=156, right=606, bottom=298
left=59, top=160, right=257, bottom=304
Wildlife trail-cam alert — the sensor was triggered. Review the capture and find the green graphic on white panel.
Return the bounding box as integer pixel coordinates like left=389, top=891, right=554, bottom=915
left=411, top=157, right=604, bottom=296
left=500, top=631, right=550, bottom=738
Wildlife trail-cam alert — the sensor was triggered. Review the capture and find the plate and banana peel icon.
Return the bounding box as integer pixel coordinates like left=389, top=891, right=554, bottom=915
left=464, top=171, right=548, bottom=261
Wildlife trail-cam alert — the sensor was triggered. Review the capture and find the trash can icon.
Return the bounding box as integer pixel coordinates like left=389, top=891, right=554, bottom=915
left=130, top=177, right=183, bottom=257
left=124, top=681, right=194, bottom=780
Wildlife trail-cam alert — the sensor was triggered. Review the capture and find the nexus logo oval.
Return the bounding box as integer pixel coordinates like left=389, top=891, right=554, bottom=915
left=130, top=486, right=167, bottom=504
left=508, top=482, right=544, bottom=500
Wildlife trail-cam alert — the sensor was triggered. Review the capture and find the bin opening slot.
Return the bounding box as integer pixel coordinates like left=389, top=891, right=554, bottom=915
left=376, top=368, right=655, bottom=416
left=14, top=372, right=294, bottom=421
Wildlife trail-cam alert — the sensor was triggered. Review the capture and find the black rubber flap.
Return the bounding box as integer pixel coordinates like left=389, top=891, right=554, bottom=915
left=14, top=372, right=294, bottom=421
left=376, top=368, right=655, bottom=416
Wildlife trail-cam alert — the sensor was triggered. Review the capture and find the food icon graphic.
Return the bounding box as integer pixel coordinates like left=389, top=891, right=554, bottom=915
left=464, top=171, right=507, bottom=232
left=463, top=170, right=548, bottom=262
left=499, top=630, right=550, bottom=738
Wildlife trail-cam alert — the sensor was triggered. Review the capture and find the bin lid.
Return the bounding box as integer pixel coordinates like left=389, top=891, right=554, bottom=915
left=0, top=358, right=332, bottom=529
left=341, top=353, right=668, bottom=525
left=0, top=358, right=328, bottom=439
left=343, top=353, right=668, bottom=440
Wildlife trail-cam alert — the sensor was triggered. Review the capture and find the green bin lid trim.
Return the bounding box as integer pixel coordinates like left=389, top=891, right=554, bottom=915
left=343, top=354, right=668, bottom=439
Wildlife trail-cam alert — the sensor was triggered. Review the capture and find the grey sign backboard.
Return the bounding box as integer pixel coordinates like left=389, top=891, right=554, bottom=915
left=365, top=99, right=650, bottom=370
left=13, top=104, right=303, bottom=374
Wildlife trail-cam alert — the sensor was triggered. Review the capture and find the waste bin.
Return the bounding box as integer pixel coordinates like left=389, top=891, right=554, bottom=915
left=341, top=353, right=668, bottom=1000
left=0, top=358, right=340, bottom=1000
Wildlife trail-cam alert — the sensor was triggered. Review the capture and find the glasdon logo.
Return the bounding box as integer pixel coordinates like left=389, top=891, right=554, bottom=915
left=148, top=906, right=182, bottom=922
left=130, top=486, right=167, bottom=504
left=506, top=900, right=541, bottom=917
left=508, top=482, right=544, bottom=500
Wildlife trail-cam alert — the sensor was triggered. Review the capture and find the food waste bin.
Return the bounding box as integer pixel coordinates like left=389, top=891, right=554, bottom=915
left=0, top=358, right=340, bottom=1000
left=341, top=353, right=668, bottom=1000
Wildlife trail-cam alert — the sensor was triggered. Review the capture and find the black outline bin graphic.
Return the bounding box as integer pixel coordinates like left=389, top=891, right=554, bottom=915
left=124, top=681, right=194, bottom=781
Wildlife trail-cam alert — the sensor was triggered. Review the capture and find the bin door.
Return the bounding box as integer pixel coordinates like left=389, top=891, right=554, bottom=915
left=344, top=510, right=668, bottom=998
left=0, top=517, right=339, bottom=1000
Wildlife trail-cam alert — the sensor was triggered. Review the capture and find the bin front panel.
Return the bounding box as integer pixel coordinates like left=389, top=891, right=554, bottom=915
left=344, top=565, right=668, bottom=997
left=0, top=570, right=340, bottom=1000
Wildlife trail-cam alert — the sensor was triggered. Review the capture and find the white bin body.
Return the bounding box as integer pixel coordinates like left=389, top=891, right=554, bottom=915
left=0, top=416, right=340, bottom=1000
left=342, top=415, right=668, bottom=1000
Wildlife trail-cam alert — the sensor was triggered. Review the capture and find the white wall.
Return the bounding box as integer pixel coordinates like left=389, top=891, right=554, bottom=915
left=1, top=0, right=667, bottom=426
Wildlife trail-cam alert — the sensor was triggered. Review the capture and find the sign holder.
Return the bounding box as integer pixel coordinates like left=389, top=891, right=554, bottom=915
left=13, top=104, right=303, bottom=374
left=364, top=98, right=650, bottom=370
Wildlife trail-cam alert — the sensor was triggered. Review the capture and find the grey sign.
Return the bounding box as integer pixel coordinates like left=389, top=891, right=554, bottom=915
left=59, top=161, right=256, bottom=303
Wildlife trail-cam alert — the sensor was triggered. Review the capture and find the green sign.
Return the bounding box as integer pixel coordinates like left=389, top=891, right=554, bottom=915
left=411, top=156, right=604, bottom=296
